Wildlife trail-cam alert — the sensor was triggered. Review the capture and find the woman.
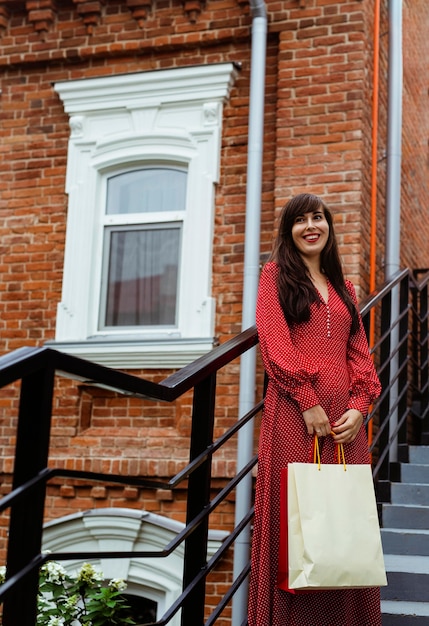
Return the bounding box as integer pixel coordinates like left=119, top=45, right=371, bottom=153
left=248, top=193, right=382, bottom=626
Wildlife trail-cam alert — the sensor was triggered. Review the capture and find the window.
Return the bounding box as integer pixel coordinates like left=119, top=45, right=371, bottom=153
left=100, top=167, right=186, bottom=329
left=51, top=64, right=238, bottom=368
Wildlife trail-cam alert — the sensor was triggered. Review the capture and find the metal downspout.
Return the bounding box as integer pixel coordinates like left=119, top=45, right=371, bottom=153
left=385, top=0, right=402, bottom=280
left=385, top=0, right=403, bottom=462
left=232, top=1, right=267, bottom=625
left=367, top=0, right=381, bottom=452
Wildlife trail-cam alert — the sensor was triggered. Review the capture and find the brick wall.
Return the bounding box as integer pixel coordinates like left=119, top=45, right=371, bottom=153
left=274, top=2, right=376, bottom=295
left=398, top=0, right=429, bottom=272
left=0, top=0, right=428, bottom=617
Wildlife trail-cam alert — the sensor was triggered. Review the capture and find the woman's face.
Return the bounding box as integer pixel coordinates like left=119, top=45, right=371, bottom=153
left=291, top=208, right=330, bottom=261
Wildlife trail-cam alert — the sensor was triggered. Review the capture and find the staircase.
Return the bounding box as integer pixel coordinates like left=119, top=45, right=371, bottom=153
left=381, top=445, right=429, bottom=625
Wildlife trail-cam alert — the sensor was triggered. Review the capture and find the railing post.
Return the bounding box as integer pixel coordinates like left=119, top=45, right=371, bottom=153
left=3, top=365, right=55, bottom=626
left=411, top=281, right=420, bottom=409
left=418, top=281, right=429, bottom=433
left=397, top=273, right=410, bottom=448
left=181, top=373, right=216, bottom=626
left=377, top=290, right=392, bottom=482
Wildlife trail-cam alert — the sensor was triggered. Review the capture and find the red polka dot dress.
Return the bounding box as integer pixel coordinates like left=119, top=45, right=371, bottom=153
left=248, top=262, right=383, bottom=626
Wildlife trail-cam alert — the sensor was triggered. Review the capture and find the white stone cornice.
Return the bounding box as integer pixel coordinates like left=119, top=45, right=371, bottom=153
left=55, top=63, right=239, bottom=114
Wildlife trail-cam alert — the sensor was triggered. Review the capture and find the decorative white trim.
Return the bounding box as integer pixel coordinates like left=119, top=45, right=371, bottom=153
left=42, top=508, right=228, bottom=625
left=54, top=64, right=238, bottom=113
left=45, top=337, right=215, bottom=369
left=52, top=64, right=238, bottom=369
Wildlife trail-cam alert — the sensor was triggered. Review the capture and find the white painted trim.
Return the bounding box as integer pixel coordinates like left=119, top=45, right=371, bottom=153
left=45, top=337, right=215, bottom=369
left=52, top=64, right=238, bottom=369
left=54, top=63, right=239, bottom=112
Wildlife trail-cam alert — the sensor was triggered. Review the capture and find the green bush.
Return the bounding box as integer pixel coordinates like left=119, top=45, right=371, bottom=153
left=0, top=561, right=137, bottom=626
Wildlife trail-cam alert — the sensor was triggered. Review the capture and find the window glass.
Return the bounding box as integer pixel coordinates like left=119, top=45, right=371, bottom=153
left=106, top=168, right=187, bottom=215
left=100, top=166, right=186, bottom=329
left=102, top=226, right=181, bottom=328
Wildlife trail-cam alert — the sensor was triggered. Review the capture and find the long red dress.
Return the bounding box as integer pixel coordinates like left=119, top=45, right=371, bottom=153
left=248, top=262, right=382, bottom=626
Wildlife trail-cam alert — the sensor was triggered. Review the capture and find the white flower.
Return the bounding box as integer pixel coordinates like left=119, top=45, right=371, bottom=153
left=0, top=565, right=6, bottom=584
left=47, top=617, right=65, bottom=626
left=42, top=561, right=67, bottom=584
left=76, top=562, right=103, bottom=584
left=109, top=577, right=127, bottom=591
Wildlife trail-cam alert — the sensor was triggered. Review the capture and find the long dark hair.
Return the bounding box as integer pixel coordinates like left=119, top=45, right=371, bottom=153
left=270, top=193, right=360, bottom=334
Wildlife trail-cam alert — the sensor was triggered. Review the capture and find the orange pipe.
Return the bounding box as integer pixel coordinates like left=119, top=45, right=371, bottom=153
left=368, top=0, right=381, bottom=449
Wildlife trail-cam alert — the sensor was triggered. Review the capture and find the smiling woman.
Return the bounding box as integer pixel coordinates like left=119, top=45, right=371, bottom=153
left=291, top=208, right=330, bottom=264
left=248, top=193, right=382, bottom=626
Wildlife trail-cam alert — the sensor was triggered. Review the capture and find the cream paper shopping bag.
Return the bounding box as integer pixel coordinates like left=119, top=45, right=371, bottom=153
left=287, top=459, right=387, bottom=590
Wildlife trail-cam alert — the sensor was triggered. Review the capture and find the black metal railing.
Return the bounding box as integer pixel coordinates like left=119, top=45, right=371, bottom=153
left=0, top=327, right=260, bottom=626
left=0, top=267, right=429, bottom=625
left=411, top=269, right=429, bottom=438
left=360, top=269, right=411, bottom=500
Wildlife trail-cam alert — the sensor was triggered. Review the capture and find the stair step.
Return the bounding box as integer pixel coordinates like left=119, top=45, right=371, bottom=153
left=382, top=555, right=429, bottom=602
left=381, top=528, right=429, bottom=556
left=382, top=503, right=429, bottom=529
left=409, top=446, right=429, bottom=465
left=401, top=463, right=429, bottom=484
left=391, top=482, right=429, bottom=505
left=384, top=554, right=429, bottom=574
left=382, top=600, right=429, bottom=625
left=380, top=446, right=429, bottom=623
left=382, top=571, right=429, bottom=602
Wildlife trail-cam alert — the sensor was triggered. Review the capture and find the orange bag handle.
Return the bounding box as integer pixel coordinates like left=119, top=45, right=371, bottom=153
left=313, top=435, right=346, bottom=471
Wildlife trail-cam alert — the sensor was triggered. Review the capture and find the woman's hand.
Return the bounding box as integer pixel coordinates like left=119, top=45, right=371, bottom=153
left=302, top=404, right=331, bottom=437
left=331, top=409, right=364, bottom=444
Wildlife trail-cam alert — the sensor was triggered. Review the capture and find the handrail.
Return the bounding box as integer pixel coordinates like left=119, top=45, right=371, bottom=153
left=412, top=269, right=429, bottom=289
left=0, top=326, right=259, bottom=402
left=360, top=268, right=409, bottom=316
left=0, top=322, right=261, bottom=626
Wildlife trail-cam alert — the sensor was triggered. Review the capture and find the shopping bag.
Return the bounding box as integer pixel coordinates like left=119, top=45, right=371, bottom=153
left=278, top=438, right=387, bottom=591
left=278, top=463, right=327, bottom=594
left=278, top=465, right=301, bottom=593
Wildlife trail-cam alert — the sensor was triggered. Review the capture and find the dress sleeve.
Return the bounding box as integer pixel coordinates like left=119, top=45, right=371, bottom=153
left=256, top=263, right=320, bottom=412
left=345, top=280, right=382, bottom=416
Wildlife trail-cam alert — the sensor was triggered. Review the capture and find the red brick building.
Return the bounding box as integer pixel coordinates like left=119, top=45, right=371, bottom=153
left=0, top=0, right=428, bottom=622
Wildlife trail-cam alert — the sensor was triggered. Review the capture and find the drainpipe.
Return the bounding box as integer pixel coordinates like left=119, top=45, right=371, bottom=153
left=385, top=0, right=403, bottom=462
left=367, top=0, right=381, bottom=451
left=232, top=1, right=267, bottom=625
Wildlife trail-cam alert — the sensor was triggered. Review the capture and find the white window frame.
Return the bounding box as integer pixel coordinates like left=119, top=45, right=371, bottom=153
left=50, top=64, right=238, bottom=368
left=98, top=164, right=187, bottom=330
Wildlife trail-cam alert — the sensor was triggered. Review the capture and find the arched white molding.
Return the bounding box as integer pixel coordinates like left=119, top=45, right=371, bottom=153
left=42, top=508, right=228, bottom=625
